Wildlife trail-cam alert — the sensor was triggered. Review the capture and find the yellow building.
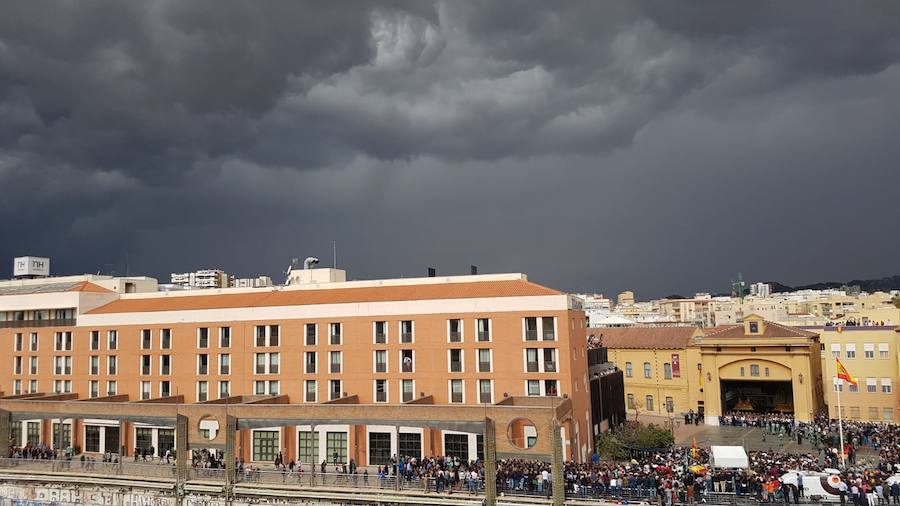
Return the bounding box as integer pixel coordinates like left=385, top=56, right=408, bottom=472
left=601, top=315, right=824, bottom=424
left=814, top=325, right=898, bottom=422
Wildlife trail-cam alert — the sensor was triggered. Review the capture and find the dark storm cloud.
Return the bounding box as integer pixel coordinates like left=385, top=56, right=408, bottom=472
left=2, top=1, right=899, bottom=296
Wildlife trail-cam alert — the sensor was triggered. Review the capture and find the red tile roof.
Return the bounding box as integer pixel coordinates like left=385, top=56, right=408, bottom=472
left=87, top=279, right=561, bottom=314
left=68, top=281, right=112, bottom=293
left=598, top=327, right=698, bottom=349
left=701, top=321, right=817, bottom=339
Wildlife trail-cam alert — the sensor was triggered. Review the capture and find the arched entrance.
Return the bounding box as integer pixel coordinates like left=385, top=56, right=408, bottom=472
left=718, top=359, right=794, bottom=414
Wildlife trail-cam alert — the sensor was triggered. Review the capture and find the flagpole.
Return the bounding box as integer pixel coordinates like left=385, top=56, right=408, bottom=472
left=837, top=376, right=846, bottom=469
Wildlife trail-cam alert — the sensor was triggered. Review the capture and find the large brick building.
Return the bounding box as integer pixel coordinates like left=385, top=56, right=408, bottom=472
left=0, top=269, right=592, bottom=465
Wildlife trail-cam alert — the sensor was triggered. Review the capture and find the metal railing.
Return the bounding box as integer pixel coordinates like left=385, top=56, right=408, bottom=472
left=0, top=319, right=76, bottom=329
left=0, top=457, right=177, bottom=480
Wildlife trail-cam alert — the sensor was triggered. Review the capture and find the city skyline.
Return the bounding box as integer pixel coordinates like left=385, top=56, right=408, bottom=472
left=2, top=1, right=900, bottom=298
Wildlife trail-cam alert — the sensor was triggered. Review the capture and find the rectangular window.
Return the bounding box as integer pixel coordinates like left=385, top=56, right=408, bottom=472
left=666, top=396, right=674, bottom=413
left=879, top=343, right=889, bottom=359
left=526, top=348, right=539, bottom=372
left=864, top=343, right=875, bottom=359
left=375, top=379, right=388, bottom=402
left=198, top=327, right=209, bottom=349
left=161, top=329, right=172, bottom=349
left=255, top=353, right=266, bottom=374
left=13, top=379, right=21, bottom=395
left=29, top=356, right=38, bottom=375
left=524, top=317, right=538, bottom=341
left=627, top=393, right=635, bottom=409
left=542, top=317, right=555, bottom=341
left=478, top=349, right=492, bottom=373
left=375, top=350, right=387, bottom=373
left=219, top=354, right=230, bottom=375
left=625, top=362, right=633, bottom=377
left=527, top=380, right=541, bottom=396
left=90, top=356, right=99, bottom=375
left=400, top=320, right=414, bottom=343
left=89, top=331, right=99, bottom=351
left=141, top=381, right=151, bottom=400
left=85, top=425, right=101, bottom=452
left=197, top=354, right=209, bottom=375
left=268, top=325, right=279, bottom=347
left=30, top=333, right=38, bottom=352
left=450, top=349, right=463, bottom=373
left=305, top=380, right=317, bottom=402
left=219, top=327, right=231, bottom=348
left=268, top=380, right=279, bottom=395
left=402, top=379, right=414, bottom=402
left=850, top=406, right=861, bottom=419
left=160, top=355, right=171, bottom=375
left=645, top=395, right=654, bottom=412
left=867, top=377, right=877, bottom=393
left=27, top=422, right=40, bottom=446
left=369, top=432, right=392, bottom=465
left=849, top=382, right=859, bottom=393
left=326, top=432, right=347, bottom=464
left=477, top=318, right=490, bottom=342
left=298, top=431, right=319, bottom=464
left=663, top=363, right=672, bottom=379
left=108, top=356, right=117, bottom=375
left=197, top=381, right=208, bottom=402
left=845, top=343, right=856, bottom=359
left=329, top=379, right=342, bottom=400
left=869, top=407, right=880, bottom=420
left=305, top=352, right=317, bottom=374
left=834, top=377, right=844, bottom=392
left=252, top=430, right=280, bottom=462
left=543, top=348, right=556, bottom=372
left=141, top=355, right=151, bottom=375
left=13, top=356, right=22, bottom=375
left=160, top=380, right=171, bottom=398
left=255, top=380, right=266, bottom=395
left=831, top=343, right=840, bottom=358
left=399, top=433, right=421, bottom=460
left=219, top=381, right=230, bottom=398
left=135, top=428, right=153, bottom=451
left=401, top=350, right=414, bottom=373
left=450, top=379, right=464, bottom=403
left=329, top=351, right=342, bottom=373
left=141, top=329, right=152, bottom=350
left=644, top=362, right=652, bottom=378
left=13, top=333, right=23, bottom=352
left=479, top=379, right=492, bottom=403
left=882, top=378, right=893, bottom=393
left=106, top=381, right=117, bottom=396
left=329, top=323, right=342, bottom=345
left=750, top=364, right=760, bottom=377
left=884, top=408, right=894, bottom=421
left=374, top=321, right=387, bottom=344
left=444, top=434, right=468, bottom=460
left=544, top=379, right=558, bottom=396
left=108, top=330, right=117, bottom=350
left=305, top=324, right=317, bottom=346
left=448, top=319, right=462, bottom=342
left=54, top=332, right=72, bottom=351
left=51, top=423, right=72, bottom=449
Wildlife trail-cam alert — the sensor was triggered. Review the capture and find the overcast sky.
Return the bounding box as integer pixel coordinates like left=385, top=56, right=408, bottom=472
left=2, top=1, right=899, bottom=298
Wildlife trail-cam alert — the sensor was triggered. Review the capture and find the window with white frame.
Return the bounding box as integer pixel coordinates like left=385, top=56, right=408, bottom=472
left=476, top=318, right=491, bottom=342
left=108, top=330, right=117, bottom=350
left=374, top=379, right=388, bottom=403
left=90, top=356, right=99, bottom=375
left=160, top=380, right=171, bottom=397
left=831, top=343, right=840, bottom=358
left=89, top=331, right=99, bottom=351
left=524, top=317, right=538, bottom=341
left=255, top=352, right=280, bottom=374
left=401, top=350, right=414, bottom=373
left=845, top=343, right=856, bottom=359
left=449, top=349, right=463, bottom=373
left=448, top=319, right=462, bottom=342
left=882, top=378, right=893, bottom=393
left=55, top=332, right=72, bottom=351
left=219, top=327, right=231, bottom=348
left=374, top=321, right=387, bottom=344
left=108, top=356, right=117, bottom=375
left=478, top=379, right=492, bottom=403
left=477, top=349, right=492, bottom=373
left=106, top=381, right=117, bottom=396
left=197, top=327, right=210, bottom=349
left=864, top=343, right=875, bottom=359
left=329, top=323, right=342, bottom=345
left=374, top=350, right=388, bottom=373
left=255, top=325, right=279, bottom=347
left=866, top=377, right=877, bottom=393
left=305, top=324, right=317, bottom=346
left=450, top=379, right=464, bottom=403
left=833, top=377, right=844, bottom=392
left=197, top=381, right=208, bottom=402
left=141, top=329, right=152, bottom=350
left=161, top=329, right=172, bottom=349
left=13, top=333, right=23, bottom=352
left=329, top=379, right=342, bottom=400
left=401, top=379, right=414, bottom=402
left=197, top=354, right=209, bottom=375
left=541, top=317, right=555, bottom=341
left=141, top=381, right=151, bottom=400
left=219, top=381, right=230, bottom=398
left=400, top=320, right=414, bottom=343
left=329, top=351, right=342, bottom=373
left=29, top=356, right=38, bottom=375
left=89, top=380, right=99, bottom=398
left=879, top=343, right=889, bottom=359
left=219, top=354, right=230, bottom=375
left=30, top=333, right=38, bottom=352
left=305, top=380, right=317, bottom=402
left=527, top=380, right=540, bottom=396
left=305, top=352, right=317, bottom=374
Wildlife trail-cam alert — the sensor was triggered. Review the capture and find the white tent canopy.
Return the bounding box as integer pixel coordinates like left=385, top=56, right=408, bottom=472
left=710, top=445, right=749, bottom=469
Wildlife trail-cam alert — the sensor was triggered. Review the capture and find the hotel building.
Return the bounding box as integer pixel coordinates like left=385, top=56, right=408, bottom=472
left=0, top=269, right=592, bottom=465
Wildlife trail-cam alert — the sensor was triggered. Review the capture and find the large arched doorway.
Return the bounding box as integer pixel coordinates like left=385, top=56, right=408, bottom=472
left=718, top=359, right=794, bottom=415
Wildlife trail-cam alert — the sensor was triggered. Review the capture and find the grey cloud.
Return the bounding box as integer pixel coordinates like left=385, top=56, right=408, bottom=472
left=1, top=1, right=899, bottom=296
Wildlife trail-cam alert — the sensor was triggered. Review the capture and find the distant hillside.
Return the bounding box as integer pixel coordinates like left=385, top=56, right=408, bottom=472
left=766, top=275, right=900, bottom=294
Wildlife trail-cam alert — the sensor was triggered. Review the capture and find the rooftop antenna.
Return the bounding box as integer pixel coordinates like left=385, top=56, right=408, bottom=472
left=332, top=241, right=337, bottom=269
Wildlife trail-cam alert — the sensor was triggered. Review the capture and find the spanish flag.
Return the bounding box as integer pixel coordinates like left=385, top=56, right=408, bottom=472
left=836, top=358, right=858, bottom=386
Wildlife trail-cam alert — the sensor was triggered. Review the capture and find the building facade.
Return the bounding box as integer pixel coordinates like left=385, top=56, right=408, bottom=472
left=1, top=271, right=592, bottom=465
left=602, top=316, right=825, bottom=425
